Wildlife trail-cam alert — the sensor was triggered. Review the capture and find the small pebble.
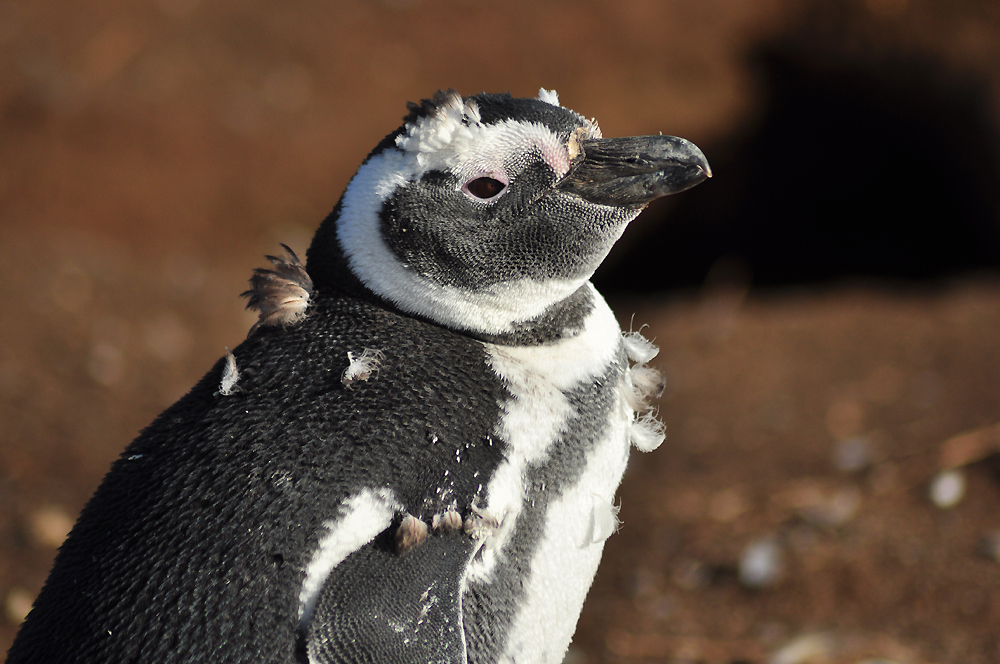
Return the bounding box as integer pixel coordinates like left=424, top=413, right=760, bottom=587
left=868, top=462, right=899, bottom=496
left=708, top=487, right=747, bottom=523
left=87, top=341, right=126, bottom=387
left=797, top=486, right=861, bottom=527
left=740, top=536, right=783, bottom=588
left=640, top=594, right=677, bottom=620
left=979, top=531, right=1000, bottom=563
left=672, top=558, right=711, bottom=591
left=826, top=398, right=864, bottom=440
left=29, top=506, right=74, bottom=549
left=929, top=469, right=966, bottom=509
left=5, top=588, right=33, bottom=625
left=770, top=633, right=834, bottom=664
left=142, top=312, right=192, bottom=362
left=758, top=621, right=790, bottom=647
left=833, top=436, right=872, bottom=472
left=626, top=568, right=662, bottom=598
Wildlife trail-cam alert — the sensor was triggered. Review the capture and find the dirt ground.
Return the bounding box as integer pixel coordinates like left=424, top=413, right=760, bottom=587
left=577, top=283, right=1000, bottom=663
left=2, top=1, right=1000, bottom=662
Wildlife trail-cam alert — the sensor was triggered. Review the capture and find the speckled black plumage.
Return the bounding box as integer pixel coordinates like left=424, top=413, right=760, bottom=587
left=308, top=528, right=476, bottom=664
left=6, top=289, right=508, bottom=663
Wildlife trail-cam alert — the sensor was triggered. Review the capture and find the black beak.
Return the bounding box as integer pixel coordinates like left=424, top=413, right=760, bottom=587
left=557, top=135, right=711, bottom=208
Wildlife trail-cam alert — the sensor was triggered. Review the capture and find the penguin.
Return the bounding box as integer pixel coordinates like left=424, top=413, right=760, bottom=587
left=6, top=89, right=710, bottom=664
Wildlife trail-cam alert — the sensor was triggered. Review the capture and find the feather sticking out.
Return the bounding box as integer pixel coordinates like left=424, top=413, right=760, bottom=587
left=393, top=88, right=598, bottom=179
left=623, top=331, right=659, bottom=365
left=395, top=514, right=429, bottom=553
left=216, top=348, right=240, bottom=396
left=537, top=88, right=560, bottom=107
left=623, top=365, right=667, bottom=412
left=630, top=412, right=666, bottom=453
left=621, top=329, right=668, bottom=452
left=587, top=495, right=622, bottom=544
left=432, top=509, right=463, bottom=533
left=463, top=507, right=501, bottom=541
left=241, top=244, right=313, bottom=335
left=341, top=348, right=384, bottom=387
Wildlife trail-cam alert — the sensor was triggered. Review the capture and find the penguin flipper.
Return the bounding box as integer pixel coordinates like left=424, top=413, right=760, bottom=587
left=306, top=527, right=477, bottom=664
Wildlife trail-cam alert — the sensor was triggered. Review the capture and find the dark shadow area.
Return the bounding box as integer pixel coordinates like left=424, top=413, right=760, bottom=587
left=595, top=44, right=1000, bottom=294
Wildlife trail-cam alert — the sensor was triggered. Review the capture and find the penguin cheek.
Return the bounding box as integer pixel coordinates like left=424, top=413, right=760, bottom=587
left=530, top=200, right=634, bottom=279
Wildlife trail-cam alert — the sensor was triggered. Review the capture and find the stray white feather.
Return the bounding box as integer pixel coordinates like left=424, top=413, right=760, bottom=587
left=217, top=348, right=239, bottom=396
left=629, top=412, right=666, bottom=453
left=583, top=493, right=621, bottom=545
left=619, top=328, right=667, bottom=452
left=342, top=348, right=383, bottom=387
left=623, top=331, right=659, bottom=364
left=537, top=88, right=560, bottom=106
left=622, top=365, right=665, bottom=412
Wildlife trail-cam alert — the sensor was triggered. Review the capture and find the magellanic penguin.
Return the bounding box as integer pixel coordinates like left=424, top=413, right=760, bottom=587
left=7, top=89, right=710, bottom=664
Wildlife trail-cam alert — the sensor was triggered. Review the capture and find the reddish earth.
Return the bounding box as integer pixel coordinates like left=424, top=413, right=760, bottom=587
left=578, top=283, right=1000, bottom=663
left=2, top=1, right=999, bottom=662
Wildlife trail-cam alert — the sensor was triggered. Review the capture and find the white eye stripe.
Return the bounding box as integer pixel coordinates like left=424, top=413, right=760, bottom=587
left=399, top=114, right=573, bottom=185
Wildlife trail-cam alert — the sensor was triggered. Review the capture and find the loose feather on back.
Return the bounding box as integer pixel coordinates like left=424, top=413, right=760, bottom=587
left=242, top=244, right=314, bottom=334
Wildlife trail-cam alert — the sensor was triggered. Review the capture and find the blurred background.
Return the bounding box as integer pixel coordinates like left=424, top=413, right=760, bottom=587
left=1, top=0, right=999, bottom=662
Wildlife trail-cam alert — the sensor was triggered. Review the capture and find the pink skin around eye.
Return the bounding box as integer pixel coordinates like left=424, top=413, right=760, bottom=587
left=462, top=173, right=509, bottom=201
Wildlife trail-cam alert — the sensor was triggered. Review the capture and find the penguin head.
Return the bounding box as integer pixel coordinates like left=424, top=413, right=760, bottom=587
left=311, top=89, right=710, bottom=337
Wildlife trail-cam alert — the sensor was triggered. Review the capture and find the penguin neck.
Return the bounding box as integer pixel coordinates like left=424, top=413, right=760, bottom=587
left=305, top=205, right=597, bottom=346
left=306, top=200, right=385, bottom=305
left=466, top=286, right=595, bottom=346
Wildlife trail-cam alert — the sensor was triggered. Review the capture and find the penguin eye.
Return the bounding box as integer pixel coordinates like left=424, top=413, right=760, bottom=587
left=464, top=177, right=507, bottom=200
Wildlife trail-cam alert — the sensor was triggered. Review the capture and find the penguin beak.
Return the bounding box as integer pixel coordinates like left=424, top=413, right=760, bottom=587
left=557, top=135, right=712, bottom=208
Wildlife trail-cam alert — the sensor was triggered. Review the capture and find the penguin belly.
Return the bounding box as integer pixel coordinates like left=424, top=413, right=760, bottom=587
left=462, top=287, right=632, bottom=664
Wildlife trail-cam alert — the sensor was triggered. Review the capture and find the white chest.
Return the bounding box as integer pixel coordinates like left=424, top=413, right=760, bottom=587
left=470, top=287, right=636, bottom=664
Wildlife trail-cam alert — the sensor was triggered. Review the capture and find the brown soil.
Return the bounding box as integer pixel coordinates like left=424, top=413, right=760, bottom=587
left=2, top=1, right=999, bottom=662
left=578, top=284, right=1000, bottom=663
